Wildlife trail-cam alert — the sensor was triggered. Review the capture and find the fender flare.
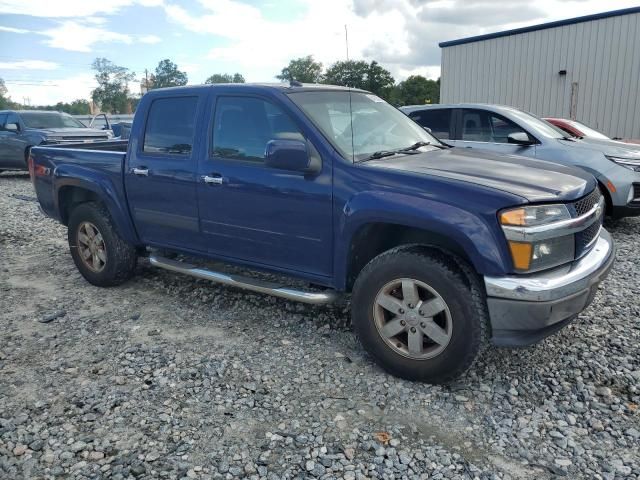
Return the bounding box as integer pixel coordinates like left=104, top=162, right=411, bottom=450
left=334, top=190, right=511, bottom=289
left=53, top=166, right=140, bottom=245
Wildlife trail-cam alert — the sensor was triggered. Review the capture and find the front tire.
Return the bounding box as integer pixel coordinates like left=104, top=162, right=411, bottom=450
left=68, top=202, right=137, bottom=287
left=351, top=247, right=488, bottom=383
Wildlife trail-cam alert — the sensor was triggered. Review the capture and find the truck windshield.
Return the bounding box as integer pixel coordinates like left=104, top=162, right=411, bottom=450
left=20, top=112, right=86, bottom=129
left=288, top=90, right=440, bottom=162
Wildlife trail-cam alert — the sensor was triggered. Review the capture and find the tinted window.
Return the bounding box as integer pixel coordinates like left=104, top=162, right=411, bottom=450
left=0, top=114, right=7, bottom=129
left=409, top=109, right=451, bottom=139
left=143, top=96, right=198, bottom=155
left=461, top=109, right=528, bottom=143
left=212, top=96, right=304, bottom=161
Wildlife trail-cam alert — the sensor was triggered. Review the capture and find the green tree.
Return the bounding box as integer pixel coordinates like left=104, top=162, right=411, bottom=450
left=323, top=60, right=395, bottom=100
left=276, top=55, right=323, bottom=83
left=151, top=59, right=188, bottom=89
left=91, top=58, right=135, bottom=114
left=204, top=73, right=245, bottom=84
left=0, top=78, right=20, bottom=110
left=395, top=75, right=440, bottom=105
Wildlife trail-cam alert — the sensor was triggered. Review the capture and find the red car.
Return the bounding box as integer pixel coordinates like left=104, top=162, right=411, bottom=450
left=544, top=117, right=640, bottom=145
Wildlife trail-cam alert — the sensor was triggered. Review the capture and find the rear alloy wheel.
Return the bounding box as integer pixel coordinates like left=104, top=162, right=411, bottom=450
left=68, top=202, right=137, bottom=287
left=373, top=278, right=453, bottom=360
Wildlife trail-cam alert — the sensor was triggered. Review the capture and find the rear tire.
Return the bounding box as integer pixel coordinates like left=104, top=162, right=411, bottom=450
left=68, top=202, right=137, bottom=287
left=351, top=246, right=488, bottom=383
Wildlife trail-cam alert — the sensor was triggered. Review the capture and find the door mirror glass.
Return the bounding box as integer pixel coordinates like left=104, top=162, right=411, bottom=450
left=265, top=139, right=319, bottom=174
left=507, top=131, right=534, bottom=145
left=5, top=122, right=19, bottom=132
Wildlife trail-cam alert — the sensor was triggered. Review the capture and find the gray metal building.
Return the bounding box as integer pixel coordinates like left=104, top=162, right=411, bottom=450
left=439, top=7, right=640, bottom=139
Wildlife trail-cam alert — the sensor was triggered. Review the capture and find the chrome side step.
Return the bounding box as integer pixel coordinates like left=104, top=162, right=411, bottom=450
left=149, top=255, right=338, bottom=305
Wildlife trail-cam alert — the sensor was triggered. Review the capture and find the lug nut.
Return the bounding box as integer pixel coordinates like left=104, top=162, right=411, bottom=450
left=399, top=308, right=405, bottom=314
left=420, top=322, right=426, bottom=328
left=400, top=320, right=406, bottom=326
left=407, top=303, right=414, bottom=309
left=419, top=310, right=424, bottom=316
left=410, top=327, right=416, bottom=333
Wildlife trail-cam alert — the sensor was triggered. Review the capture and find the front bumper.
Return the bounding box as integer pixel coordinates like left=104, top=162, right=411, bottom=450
left=484, top=229, right=615, bottom=346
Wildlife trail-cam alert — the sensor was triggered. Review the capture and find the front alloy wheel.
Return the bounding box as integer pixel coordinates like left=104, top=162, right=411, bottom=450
left=373, top=278, right=453, bottom=360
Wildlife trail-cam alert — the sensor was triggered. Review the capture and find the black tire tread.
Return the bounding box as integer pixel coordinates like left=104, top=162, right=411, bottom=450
left=352, top=245, right=489, bottom=383
left=68, top=201, right=137, bottom=287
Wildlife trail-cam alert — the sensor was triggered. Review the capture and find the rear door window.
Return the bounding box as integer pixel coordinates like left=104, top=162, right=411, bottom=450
left=409, top=109, right=452, bottom=139
left=143, top=96, right=198, bottom=156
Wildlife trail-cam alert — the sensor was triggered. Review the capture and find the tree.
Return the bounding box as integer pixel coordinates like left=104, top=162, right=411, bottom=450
left=323, top=60, right=395, bottom=100
left=276, top=56, right=323, bottom=83
left=395, top=75, right=440, bottom=105
left=204, top=73, right=245, bottom=84
left=0, top=78, right=20, bottom=110
left=91, top=58, right=135, bottom=114
left=151, top=59, right=188, bottom=89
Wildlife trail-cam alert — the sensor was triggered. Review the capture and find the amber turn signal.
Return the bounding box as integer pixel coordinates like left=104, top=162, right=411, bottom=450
left=508, top=241, right=533, bottom=270
left=500, top=208, right=527, bottom=226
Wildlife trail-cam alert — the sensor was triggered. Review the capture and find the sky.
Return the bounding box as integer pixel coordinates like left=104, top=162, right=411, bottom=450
left=0, top=0, right=638, bottom=105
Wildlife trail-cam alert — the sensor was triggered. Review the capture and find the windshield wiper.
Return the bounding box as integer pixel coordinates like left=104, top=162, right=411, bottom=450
left=398, top=141, right=431, bottom=152
left=356, top=150, right=398, bottom=163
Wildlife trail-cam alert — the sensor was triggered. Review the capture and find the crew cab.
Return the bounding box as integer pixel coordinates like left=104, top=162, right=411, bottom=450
left=30, top=84, right=615, bottom=383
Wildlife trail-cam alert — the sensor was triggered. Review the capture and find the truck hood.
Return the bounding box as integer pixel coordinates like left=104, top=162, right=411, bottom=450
left=365, top=147, right=595, bottom=202
left=27, top=127, right=110, bottom=137
left=559, top=137, right=640, bottom=158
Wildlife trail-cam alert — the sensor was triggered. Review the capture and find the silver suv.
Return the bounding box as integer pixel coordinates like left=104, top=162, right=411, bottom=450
left=401, top=104, right=640, bottom=218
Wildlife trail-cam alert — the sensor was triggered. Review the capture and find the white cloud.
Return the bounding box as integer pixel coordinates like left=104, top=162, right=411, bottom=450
left=0, top=0, right=135, bottom=17
left=0, top=25, right=30, bottom=33
left=0, top=60, right=59, bottom=70
left=40, top=20, right=133, bottom=52
left=162, top=0, right=640, bottom=83
left=139, top=34, right=161, bottom=44
left=3, top=73, right=97, bottom=105
left=37, top=20, right=162, bottom=52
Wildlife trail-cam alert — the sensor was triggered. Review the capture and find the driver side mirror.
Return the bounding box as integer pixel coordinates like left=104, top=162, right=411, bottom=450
left=5, top=122, right=19, bottom=132
left=507, top=132, right=534, bottom=146
left=265, top=139, right=321, bottom=175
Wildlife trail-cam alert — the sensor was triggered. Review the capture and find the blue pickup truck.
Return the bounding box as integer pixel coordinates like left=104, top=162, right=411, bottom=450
left=30, top=83, right=615, bottom=383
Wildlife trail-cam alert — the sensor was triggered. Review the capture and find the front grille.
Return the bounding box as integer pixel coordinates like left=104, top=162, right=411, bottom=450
left=571, top=188, right=601, bottom=217
left=568, top=188, right=603, bottom=258
left=632, top=184, right=640, bottom=206
left=575, top=218, right=602, bottom=258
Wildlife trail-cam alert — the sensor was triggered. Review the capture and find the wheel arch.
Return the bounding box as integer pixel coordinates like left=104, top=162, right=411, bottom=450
left=55, top=181, right=139, bottom=245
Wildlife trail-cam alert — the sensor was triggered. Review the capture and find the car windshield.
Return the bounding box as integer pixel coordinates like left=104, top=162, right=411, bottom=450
left=569, top=120, right=610, bottom=140
left=20, top=112, right=86, bottom=129
left=287, top=90, right=440, bottom=162
left=505, top=109, right=567, bottom=139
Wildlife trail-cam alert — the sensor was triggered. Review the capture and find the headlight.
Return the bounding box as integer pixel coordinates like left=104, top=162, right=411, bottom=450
left=500, top=204, right=574, bottom=272
left=606, top=155, right=640, bottom=172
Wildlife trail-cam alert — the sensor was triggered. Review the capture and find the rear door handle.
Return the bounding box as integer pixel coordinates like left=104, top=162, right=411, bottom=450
left=131, top=167, right=149, bottom=176
left=202, top=174, right=224, bottom=185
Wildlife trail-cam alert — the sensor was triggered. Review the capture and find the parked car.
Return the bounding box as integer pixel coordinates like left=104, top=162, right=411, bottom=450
left=402, top=104, right=640, bottom=218
left=30, top=84, right=614, bottom=383
left=0, top=110, right=112, bottom=171
left=544, top=117, right=640, bottom=145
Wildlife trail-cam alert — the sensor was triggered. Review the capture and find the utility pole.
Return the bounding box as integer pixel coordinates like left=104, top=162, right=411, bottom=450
left=345, top=25, right=349, bottom=61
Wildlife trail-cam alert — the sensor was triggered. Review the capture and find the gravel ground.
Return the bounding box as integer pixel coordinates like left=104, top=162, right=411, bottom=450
left=1, top=171, right=639, bottom=480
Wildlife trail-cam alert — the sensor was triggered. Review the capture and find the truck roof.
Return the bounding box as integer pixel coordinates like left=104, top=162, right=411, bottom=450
left=144, top=82, right=370, bottom=95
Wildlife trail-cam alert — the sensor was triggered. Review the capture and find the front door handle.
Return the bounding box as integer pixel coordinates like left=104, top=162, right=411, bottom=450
left=131, top=167, right=149, bottom=176
left=202, top=174, right=224, bottom=185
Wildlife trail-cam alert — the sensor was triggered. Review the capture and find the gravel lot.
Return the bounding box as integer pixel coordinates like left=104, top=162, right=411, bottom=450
left=1, top=171, right=639, bottom=480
